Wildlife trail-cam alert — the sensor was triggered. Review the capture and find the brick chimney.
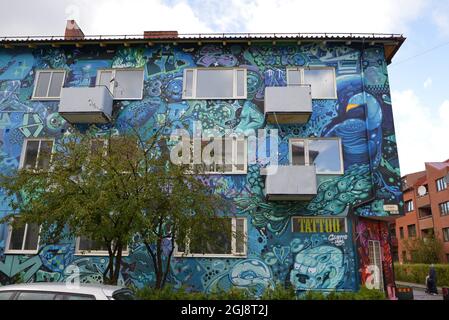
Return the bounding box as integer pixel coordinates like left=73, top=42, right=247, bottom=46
left=144, top=31, right=178, bottom=39
left=65, top=20, right=85, bottom=40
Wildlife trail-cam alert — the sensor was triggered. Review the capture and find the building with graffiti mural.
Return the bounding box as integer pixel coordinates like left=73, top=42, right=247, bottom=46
left=0, top=21, right=405, bottom=297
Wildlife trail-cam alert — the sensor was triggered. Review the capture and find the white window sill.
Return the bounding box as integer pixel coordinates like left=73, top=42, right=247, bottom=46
left=30, top=97, right=61, bottom=101
left=4, top=250, right=39, bottom=255
left=173, top=253, right=247, bottom=259
left=75, top=251, right=129, bottom=257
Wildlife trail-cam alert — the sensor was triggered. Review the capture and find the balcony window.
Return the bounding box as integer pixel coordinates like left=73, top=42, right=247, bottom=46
left=407, top=224, right=417, bottom=238
left=289, top=138, right=343, bottom=174
left=5, top=221, right=40, bottom=254
left=418, top=207, right=432, bottom=219
left=443, top=228, right=449, bottom=242
left=182, top=68, right=247, bottom=99
left=191, top=137, right=247, bottom=174
left=20, top=139, right=54, bottom=170
left=405, top=200, right=414, bottom=212
left=286, top=67, right=336, bottom=99
left=32, top=70, right=66, bottom=100
left=75, top=237, right=128, bottom=256
left=439, top=201, right=449, bottom=216
left=175, top=217, right=247, bottom=258
left=96, top=69, right=144, bottom=100
left=436, top=177, right=448, bottom=192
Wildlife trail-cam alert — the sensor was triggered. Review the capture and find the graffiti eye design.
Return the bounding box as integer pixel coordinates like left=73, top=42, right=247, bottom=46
left=318, top=255, right=330, bottom=263
left=240, top=270, right=257, bottom=280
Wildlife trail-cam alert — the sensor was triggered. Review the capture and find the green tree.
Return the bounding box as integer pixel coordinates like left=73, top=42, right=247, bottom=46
left=0, top=125, right=231, bottom=287
left=402, top=233, right=444, bottom=264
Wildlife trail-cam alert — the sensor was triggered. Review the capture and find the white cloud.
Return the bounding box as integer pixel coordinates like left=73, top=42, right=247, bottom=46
left=392, top=89, right=449, bottom=175
left=432, top=10, right=449, bottom=37
left=423, top=77, right=432, bottom=88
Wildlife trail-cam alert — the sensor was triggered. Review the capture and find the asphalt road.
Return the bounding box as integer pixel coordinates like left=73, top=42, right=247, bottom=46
left=412, top=287, right=443, bottom=300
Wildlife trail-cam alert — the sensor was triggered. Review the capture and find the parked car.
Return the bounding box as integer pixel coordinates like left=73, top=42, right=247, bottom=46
left=0, top=282, right=135, bottom=300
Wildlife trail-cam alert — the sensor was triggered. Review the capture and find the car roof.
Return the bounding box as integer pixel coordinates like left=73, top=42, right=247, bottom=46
left=0, top=282, right=129, bottom=296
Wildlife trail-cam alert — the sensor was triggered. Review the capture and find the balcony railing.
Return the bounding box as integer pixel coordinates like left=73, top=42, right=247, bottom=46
left=58, top=86, right=113, bottom=124
left=264, top=85, right=312, bottom=124
left=261, top=165, right=317, bottom=200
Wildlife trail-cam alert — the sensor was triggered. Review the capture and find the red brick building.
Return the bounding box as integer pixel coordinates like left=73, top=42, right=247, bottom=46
left=393, top=160, right=449, bottom=263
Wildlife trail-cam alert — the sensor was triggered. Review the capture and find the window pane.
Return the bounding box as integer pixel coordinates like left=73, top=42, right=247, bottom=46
left=114, top=70, right=144, bottom=99
left=196, top=69, right=234, bottom=99
left=78, top=237, right=108, bottom=252
left=236, top=69, right=246, bottom=97
left=48, top=72, right=65, bottom=97
left=17, top=292, right=56, bottom=300
left=287, top=69, right=301, bottom=86
left=34, top=72, right=51, bottom=97
left=190, top=219, right=232, bottom=254
left=23, top=223, right=39, bottom=251
left=8, top=225, right=26, bottom=250
left=235, top=219, right=245, bottom=253
left=37, top=140, right=53, bottom=170
left=236, top=139, right=246, bottom=171
left=0, top=292, right=15, bottom=300
left=98, top=71, right=113, bottom=91
left=303, top=68, right=336, bottom=98
left=308, top=139, right=342, bottom=173
left=55, top=293, right=96, bottom=300
left=184, top=69, right=194, bottom=97
left=23, top=140, right=39, bottom=169
left=291, top=140, right=305, bottom=165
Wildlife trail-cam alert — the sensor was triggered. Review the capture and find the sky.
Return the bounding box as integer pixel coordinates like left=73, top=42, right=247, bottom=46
left=0, top=0, right=449, bottom=175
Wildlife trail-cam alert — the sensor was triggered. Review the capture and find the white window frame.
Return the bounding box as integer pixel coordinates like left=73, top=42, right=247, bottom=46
left=182, top=67, right=247, bottom=100
left=436, top=177, right=448, bottom=192
left=19, top=138, right=55, bottom=170
left=288, top=137, right=344, bottom=175
left=4, top=222, right=41, bottom=255
left=96, top=68, right=145, bottom=100
left=75, top=236, right=129, bottom=256
left=286, top=66, right=337, bottom=99
left=368, top=240, right=384, bottom=292
left=191, top=137, right=247, bottom=175
left=31, top=69, right=66, bottom=100
left=174, top=217, right=247, bottom=258
left=291, top=217, right=348, bottom=233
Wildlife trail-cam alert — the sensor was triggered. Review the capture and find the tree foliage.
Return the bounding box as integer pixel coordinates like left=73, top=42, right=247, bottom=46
left=0, top=125, right=229, bottom=287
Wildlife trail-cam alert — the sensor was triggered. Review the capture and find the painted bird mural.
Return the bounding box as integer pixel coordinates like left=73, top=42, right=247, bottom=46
left=325, top=74, right=383, bottom=169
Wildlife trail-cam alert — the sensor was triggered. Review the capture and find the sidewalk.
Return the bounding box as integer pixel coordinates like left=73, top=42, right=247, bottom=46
left=395, top=280, right=444, bottom=292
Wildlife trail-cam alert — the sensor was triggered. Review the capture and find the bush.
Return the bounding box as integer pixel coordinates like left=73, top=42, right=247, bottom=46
left=300, top=287, right=385, bottom=300
left=135, top=285, right=209, bottom=300
left=394, top=263, right=449, bottom=287
left=260, top=284, right=297, bottom=300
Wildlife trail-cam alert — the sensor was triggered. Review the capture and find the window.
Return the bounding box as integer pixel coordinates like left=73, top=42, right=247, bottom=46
left=182, top=68, right=247, bottom=99
left=405, top=200, right=414, bottom=213
left=32, top=70, right=66, bottom=100
left=291, top=217, right=347, bottom=233
left=436, top=177, right=448, bottom=192
left=289, top=138, right=344, bottom=174
left=443, top=228, right=449, bottom=242
left=175, top=217, right=247, bottom=258
left=20, top=139, right=54, bottom=170
left=399, top=227, right=404, bottom=239
left=16, top=292, right=56, bottom=300
left=286, top=67, right=337, bottom=99
left=191, top=137, right=247, bottom=174
left=0, top=292, right=15, bottom=300
left=54, top=293, right=96, bottom=300
left=368, top=240, right=384, bottom=291
left=96, top=69, right=144, bottom=100
left=5, top=221, right=40, bottom=254
left=407, top=224, right=417, bottom=238
left=418, top=207, right=432, bottom=219
left=439, top=201, right=449, bottom=216
left=75, top=236, right=128, bottom=256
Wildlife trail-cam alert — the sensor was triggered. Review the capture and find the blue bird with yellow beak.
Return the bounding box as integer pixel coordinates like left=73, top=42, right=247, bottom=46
left=326, top=90, right=383, bottom=169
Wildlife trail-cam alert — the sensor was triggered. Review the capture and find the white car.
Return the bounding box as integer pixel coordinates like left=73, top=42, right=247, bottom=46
left=0, top=282, right=135, bottom=300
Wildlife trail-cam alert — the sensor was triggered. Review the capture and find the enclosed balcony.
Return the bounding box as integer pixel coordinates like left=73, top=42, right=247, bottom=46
left=58, top=86, right=113, bottom=123
left=261, top=165, right=317, bottom=201
left=264, top=85, right=312, bottom=124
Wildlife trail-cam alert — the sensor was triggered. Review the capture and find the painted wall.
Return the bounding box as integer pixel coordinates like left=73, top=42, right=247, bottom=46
left=0, top=42, right=402, bottom=293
